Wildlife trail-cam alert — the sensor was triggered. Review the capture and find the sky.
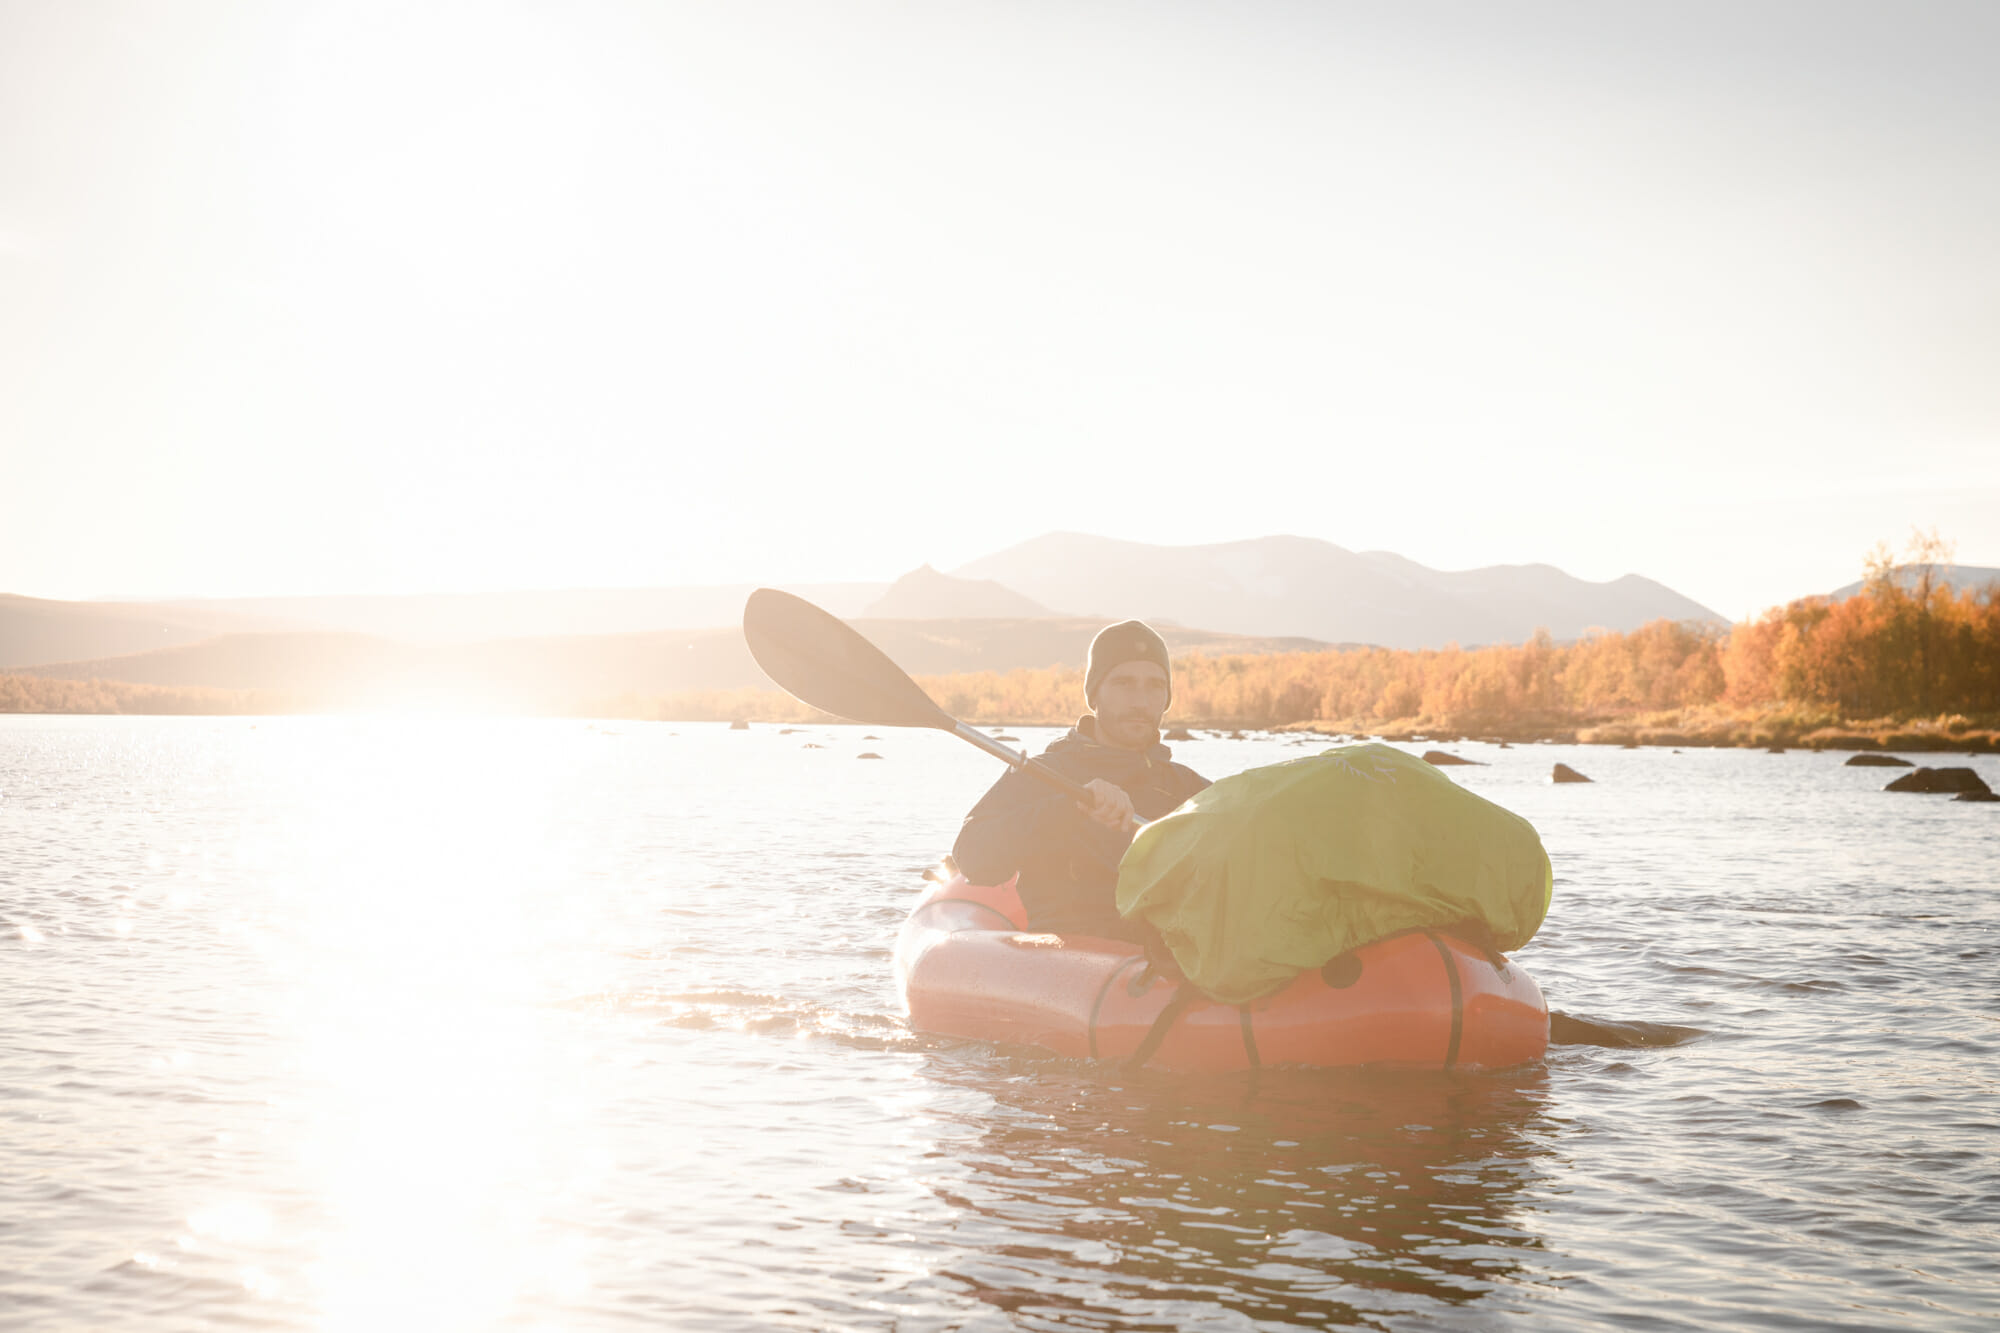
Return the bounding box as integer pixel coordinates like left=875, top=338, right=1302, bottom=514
left=2, top=0, right=1995, bottom=622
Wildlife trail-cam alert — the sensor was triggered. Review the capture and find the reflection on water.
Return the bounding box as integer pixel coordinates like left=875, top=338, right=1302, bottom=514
left=910, top=1056, right=1558, bottom=1328
left=265, top=724, right=617, bottom=1328
left=3, top=718, right=1997, bottom=1330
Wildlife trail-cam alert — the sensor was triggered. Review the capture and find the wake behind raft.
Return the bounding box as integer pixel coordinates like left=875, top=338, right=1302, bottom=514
left=896, top=874, right=1550, bottom=1073
left=898, top=743, right=1555, bottom=1073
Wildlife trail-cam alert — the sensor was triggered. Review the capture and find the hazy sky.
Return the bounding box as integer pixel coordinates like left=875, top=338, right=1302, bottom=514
left=3, top=0, right=1995, bottom=620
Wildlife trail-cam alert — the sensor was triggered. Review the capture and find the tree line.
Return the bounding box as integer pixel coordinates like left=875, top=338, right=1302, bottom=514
left=914, top=543, right=2000, bottom=745
left=7, top=537, right=1993, bottom=746
left=0, top=676, right=296, bottom=715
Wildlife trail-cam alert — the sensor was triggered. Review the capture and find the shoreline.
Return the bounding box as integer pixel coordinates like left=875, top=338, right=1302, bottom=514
left=1261, top=712, right=2000, bottom=754
left=1273, top=725, right=2000, bottom=755
left=4, top=696, right=1997, bottom=754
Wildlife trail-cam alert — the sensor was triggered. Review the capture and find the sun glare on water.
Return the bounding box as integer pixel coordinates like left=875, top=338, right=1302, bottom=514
left=261, top=722, right=618, bottom=1329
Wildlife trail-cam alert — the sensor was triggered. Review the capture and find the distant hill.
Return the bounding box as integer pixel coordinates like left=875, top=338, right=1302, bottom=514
left=1828, top=564, right=2000, bottom=601
left=953, top=533, right=1724, bottom=649
left=7, top=531, right=1736, bottom=676
left=0, top=594, right=291, bottom=670
left=14, top=618, right=1330, bottom=708
left=16, top=629, right=753, bottom=704
left=1, top=582, right=892, bottom=672
left=143, top=582, right=889, bottom=646
left=862, top=566, right=1058, bottom=619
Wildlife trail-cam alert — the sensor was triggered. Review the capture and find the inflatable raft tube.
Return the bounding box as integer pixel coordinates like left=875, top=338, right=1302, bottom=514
left=896, top=875, right=1549, bottom=1073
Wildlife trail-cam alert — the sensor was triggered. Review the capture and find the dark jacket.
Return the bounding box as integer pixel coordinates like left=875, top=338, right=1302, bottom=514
left=952, top=716, right=1209, bottom=937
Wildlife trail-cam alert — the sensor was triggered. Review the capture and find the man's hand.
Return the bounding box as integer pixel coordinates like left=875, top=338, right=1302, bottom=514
left=1077, top=778, right=1138, bottom=831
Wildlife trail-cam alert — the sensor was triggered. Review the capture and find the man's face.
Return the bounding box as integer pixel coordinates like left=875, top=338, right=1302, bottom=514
left=1092, top=660, right=1170, bottom=750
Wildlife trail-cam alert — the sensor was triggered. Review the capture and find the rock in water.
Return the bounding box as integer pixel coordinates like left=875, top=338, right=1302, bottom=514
left=1422, top=750, right=1482, bottom=766
left=1884, top=767, right=1993, bottom=794
left=858, top=752, right=884, bottom=760
left=1552, top=763, right=1593, bottom=784
left=729, top=720, right=750, bottom=730
left=1845, top=754, right=1914, bottom=767
left=1955, top=790, right=2000, bottom=802
left=1165, top=727, right=1193, bottom=741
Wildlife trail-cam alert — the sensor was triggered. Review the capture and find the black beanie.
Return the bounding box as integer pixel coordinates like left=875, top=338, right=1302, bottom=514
left=1084, top=620, right=1172, bottom=708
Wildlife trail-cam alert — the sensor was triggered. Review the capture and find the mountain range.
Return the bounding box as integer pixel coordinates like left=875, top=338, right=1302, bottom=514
left=2, top=533, right=1761, bottom=704
left=5, top=533, right=1733, bottom=672
left=1828, top=564, right=2000, bottom=602
left=951, top=533, right=1723, bottom=647
left=11, top=619, right=1330, bottom=707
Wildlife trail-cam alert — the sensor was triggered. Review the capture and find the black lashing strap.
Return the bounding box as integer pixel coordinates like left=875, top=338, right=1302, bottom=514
left=1125, top=983, right=1200, bottom=1071
left=1086, top=956, right=1146, bottom=1060
left=1425, top=932, right=1465, bottom=1070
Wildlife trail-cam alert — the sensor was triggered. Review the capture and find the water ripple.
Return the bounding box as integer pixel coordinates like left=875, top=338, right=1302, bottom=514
left=2, top=719, right=1996, bottom=1330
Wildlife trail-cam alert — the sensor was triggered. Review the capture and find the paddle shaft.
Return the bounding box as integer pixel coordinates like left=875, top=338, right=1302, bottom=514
left=949, top=722, right=1150, bottom=829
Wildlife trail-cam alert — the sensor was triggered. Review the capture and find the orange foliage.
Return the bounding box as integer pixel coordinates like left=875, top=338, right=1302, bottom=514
left=1719, top=554, right=1999, bottom=719
left=920, top=667, right=1085, bottom=726
left=9, top=539, right=1992, bottom=746
left=878, top=621, right=1730, bottom=731
left=1161, top=618, right=1732, bottom=730
left=879, top=551, right=1999, bottom=738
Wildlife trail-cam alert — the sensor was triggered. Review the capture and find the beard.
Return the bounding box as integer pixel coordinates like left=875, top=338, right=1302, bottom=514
left=1098, top=712, right=1160, bottom=746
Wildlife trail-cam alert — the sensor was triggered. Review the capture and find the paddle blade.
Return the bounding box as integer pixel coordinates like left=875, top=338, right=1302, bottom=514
left=742, top=588, right=954, bottom=730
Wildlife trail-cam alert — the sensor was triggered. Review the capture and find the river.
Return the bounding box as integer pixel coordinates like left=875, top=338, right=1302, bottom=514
left=2, top=715, right=1994, bottom=1330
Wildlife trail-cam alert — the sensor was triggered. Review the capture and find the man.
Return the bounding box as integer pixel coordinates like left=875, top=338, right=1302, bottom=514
left=953, top=620, right=1209, bottom=938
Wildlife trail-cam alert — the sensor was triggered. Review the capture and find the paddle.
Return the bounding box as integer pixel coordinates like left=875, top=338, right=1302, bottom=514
left=741, top=587, right=1130, bottom=818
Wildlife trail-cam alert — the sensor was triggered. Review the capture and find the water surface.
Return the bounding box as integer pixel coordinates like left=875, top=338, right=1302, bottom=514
left=2, top=716, right=1995, bottom=1329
